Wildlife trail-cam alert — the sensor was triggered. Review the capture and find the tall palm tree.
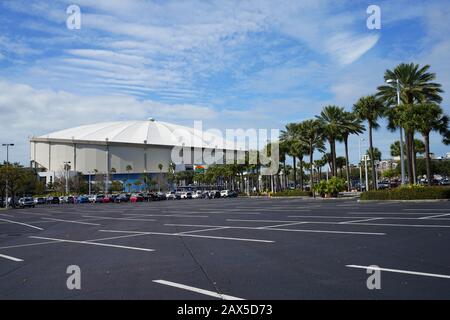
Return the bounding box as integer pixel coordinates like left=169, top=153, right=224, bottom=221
left=414, top=103, right=450, bottom=185
left=291, top=141, right=309, bottom=190
left=297, top=120, right=325, bottom=195
left=280, top=123, right=299, bottom=188
left=340, top=111, right=365, bottom=190
left=353, top=95, right=386, bottom=190
left=377, top=63, right=443, bottom=184
left=158, top=163, right=163, bottom=191
left=316, top=105, right=346, bottom=177
left=126, top=165, right=132, bottom=192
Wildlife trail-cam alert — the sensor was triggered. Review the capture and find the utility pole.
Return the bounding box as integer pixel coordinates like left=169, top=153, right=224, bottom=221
left=63, top=161, right=71, bottom=195
left=2, top=143, right=14, bottom=209
left=364, top=154, right=369, bottom=191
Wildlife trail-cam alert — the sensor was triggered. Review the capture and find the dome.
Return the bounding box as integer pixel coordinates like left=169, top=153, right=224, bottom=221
left=38, top=120, right=243, bottom=150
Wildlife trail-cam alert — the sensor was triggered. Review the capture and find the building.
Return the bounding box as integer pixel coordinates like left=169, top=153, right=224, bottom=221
left=30, top=119, right=245, bottom=189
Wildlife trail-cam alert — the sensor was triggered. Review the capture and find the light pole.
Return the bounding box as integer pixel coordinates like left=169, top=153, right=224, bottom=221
left=2, top=143, right=14, bottom=208
left=63, top=161, right=71, bottom=195
left=358, top=138, right=364, bottom=191
left=87, top=171, right=92, bottom=195
left=363, top=154, right=370, bottom=191
left=387, top=79, right=405, bottom=185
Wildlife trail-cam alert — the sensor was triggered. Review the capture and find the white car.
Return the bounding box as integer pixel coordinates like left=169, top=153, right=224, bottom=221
left=220, top=190, right=230, bottom=197
left=180, top=191, right=188, bottom=199
left=166, top=192, right=175, bottom=200
left=191, top=191, right=202, bottom=199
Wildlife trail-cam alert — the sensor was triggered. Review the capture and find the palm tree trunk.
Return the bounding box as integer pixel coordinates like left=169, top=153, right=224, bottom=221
left=299, top=157, right=304, bottom=190
left=332, top=140, right=337, bottom=177
left=424, top=133, right=432, bottom=186
left=412, top=135, right=417, bottom=184
left=369, top=124, right=377, bottom=190
left=405, top=131, right=414, bottom=185
left=344, top=137, right=350, bottom=190
left=309, top=143, right=315, bottom=198
left=293, top=156, right=297, bottom=188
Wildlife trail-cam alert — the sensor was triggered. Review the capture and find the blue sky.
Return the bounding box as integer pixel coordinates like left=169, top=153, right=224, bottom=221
left=1, top=0, right=450, bottom=165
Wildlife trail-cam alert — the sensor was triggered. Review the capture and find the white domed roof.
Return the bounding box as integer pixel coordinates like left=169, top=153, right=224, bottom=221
left=38, top=120, right=243, bottom=150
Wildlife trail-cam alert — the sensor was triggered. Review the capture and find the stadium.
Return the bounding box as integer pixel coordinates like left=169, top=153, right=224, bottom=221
left=29, top=119, right=245, bottom=190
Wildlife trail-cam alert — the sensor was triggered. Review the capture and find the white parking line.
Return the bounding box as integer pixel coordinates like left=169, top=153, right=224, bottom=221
left=0, top=241, right=61, bottom=250
left=259, top=222, right=308, bottom=229
left=419, top=213, right=450, bottom=219
left=403, top=208, right=450, bottom=211
left=167, top=223, right=386, bottom=236
left=0, top=213, right=13, bottom=217
left=0, top=253, right=23, bottom=262
left=98, top=229, right=274, bottom=243
left=340, top=218, right=383, bottom=224
left=0, top=218, right=43, bottom=230
left=153, top=280, right=244, bottom=300
left=82, top=215, right=156, bottom=222
left=179, top=227, right=230, bottom=234
left=123, top=213, right=208, bottom=218
left=346, top=265, right=450, bottom=279
left=29, top=236, right=155, bottom=252
left=41, top=217, right=100, bottom=225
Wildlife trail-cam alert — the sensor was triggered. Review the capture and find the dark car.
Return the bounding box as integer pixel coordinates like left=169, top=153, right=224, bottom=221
left=66, top=196, right=75, bottom=204
left=46, top=196, right=60, bottom=204
left=34, top=197, right=46, bottom=205
left=228, top=190, right=238, bottom=198
left=115, top=193, right=130, bottom=203
left=156, top=192, right=167, bottom=200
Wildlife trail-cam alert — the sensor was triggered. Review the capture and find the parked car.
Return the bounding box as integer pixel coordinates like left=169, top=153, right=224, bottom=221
left=66, top=196, right=76, bottom=204
left=34, top=197, right=46, bottom=205
left=115, top=193, right=130, bottom=203
left=77, top=195, right=90, bottom=203
left=93, top=194, right=105, bottom=203
left=102, top=195, right=113, bottom=203
left=191, top=191, right=202, bottom=199
left=130, top=193, right=144, bottom=202
left=228, top=190, right=238, bottom=198
left=18, top=197, right=35, bottom=208
left=220, top=190, right=230, bottom=197
left=46, top=196, right=60, bottom=204
left=166, top=191, right=176, bottom=200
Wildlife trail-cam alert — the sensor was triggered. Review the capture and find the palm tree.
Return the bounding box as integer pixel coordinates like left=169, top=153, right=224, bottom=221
left=297, top=120, right=325, bottom=195
left=377, top=63, right=443, bottom=184
left=413, top=103, right=450, bottom=185
left=353, top=95, right=386, bottom=190
left=340, top=111, right=365, bottom=190
left=316, top=106, right=346, bottom=176
left=280, top=123, right=299, bottom=187
left=157, top=163, right=163, bottom=191
left=126, top=165, right=132, bottom=192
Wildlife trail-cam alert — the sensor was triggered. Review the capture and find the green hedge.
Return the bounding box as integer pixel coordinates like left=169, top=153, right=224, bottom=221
left=271, top=189, right=312, bottom=197
left=360, top=186, right=450, bottom=200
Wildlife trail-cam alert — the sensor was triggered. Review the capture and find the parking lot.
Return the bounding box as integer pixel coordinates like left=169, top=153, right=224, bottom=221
left=1, top=197, right=450, bottom=299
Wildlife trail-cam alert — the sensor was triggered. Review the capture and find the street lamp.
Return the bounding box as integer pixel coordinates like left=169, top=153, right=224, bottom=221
left=2, top=143, right=14, bottom=209
left=63, top=161, right=71, bottom=195
left=363, top=154, right=370, bottom=191
left=386, top=78, right=405, bottom=185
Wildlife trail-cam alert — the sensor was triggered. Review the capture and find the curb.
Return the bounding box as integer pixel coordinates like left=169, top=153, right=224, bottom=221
left=358, top=199, right=450, bottom=203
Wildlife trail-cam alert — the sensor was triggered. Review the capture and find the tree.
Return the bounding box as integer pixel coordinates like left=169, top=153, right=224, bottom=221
left=377, top=63, right=443, bottom=184
left=353, top=95, right=386, bottom=189
left=316, top=105, right=346, bottom=177
left=413, top=103, right=450, bottom=185
left=125, top=165, right=133, bottom=192
left=340, top=111, right=365, bottom=190
left=297, top=119, right=325, bottom=195
left=158, top=163, right=164, bottom=191
left=366, top=147, right=382, bottom=162
left=390, top=139, right=425, bottom=157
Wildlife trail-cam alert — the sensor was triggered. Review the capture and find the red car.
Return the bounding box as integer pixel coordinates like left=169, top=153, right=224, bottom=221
left=130, top=193, right=144, bottom=203
left=102, top=195, right=112, bottom=203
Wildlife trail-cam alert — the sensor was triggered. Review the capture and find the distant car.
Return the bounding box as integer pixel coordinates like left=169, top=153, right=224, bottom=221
left=77, top=195, right=89, bottom=203
left=66, top=196, right=75, bottom=204
left=440, top=179, right=450, bottom=186
left=34, top=197, right=46, bottom=205
left=93, top=194, right=105, bottom=203
left=130, top=194, right=144, bottom=202
left=180, top=191, right=188, bottom=199
left=115, top=194, right=130, bottom=203
left=102, top=195, right=113, bottom=203
left=191, top=191, right=202, bottom=199
left=228, top=190, right=238, bottom=198
left=377, top=181, right=390, bottom=189
left=166, top=191, right=176, bottom=200
left=46, top=196, right=60, bottom=204
left=18, top=197, right=35, bottom=208
left=220, top=190, right=230, bottom=197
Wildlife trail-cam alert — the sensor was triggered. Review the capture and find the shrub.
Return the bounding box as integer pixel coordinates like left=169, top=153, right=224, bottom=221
left=271, top=189, right=312, bottom=197
left=314, top=177, right=346, bottom=197
left=360, top=186, right=450, bottom=200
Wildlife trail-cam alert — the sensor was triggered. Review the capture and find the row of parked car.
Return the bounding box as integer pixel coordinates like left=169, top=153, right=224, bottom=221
left=12, top=189, right=238, bottom=208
